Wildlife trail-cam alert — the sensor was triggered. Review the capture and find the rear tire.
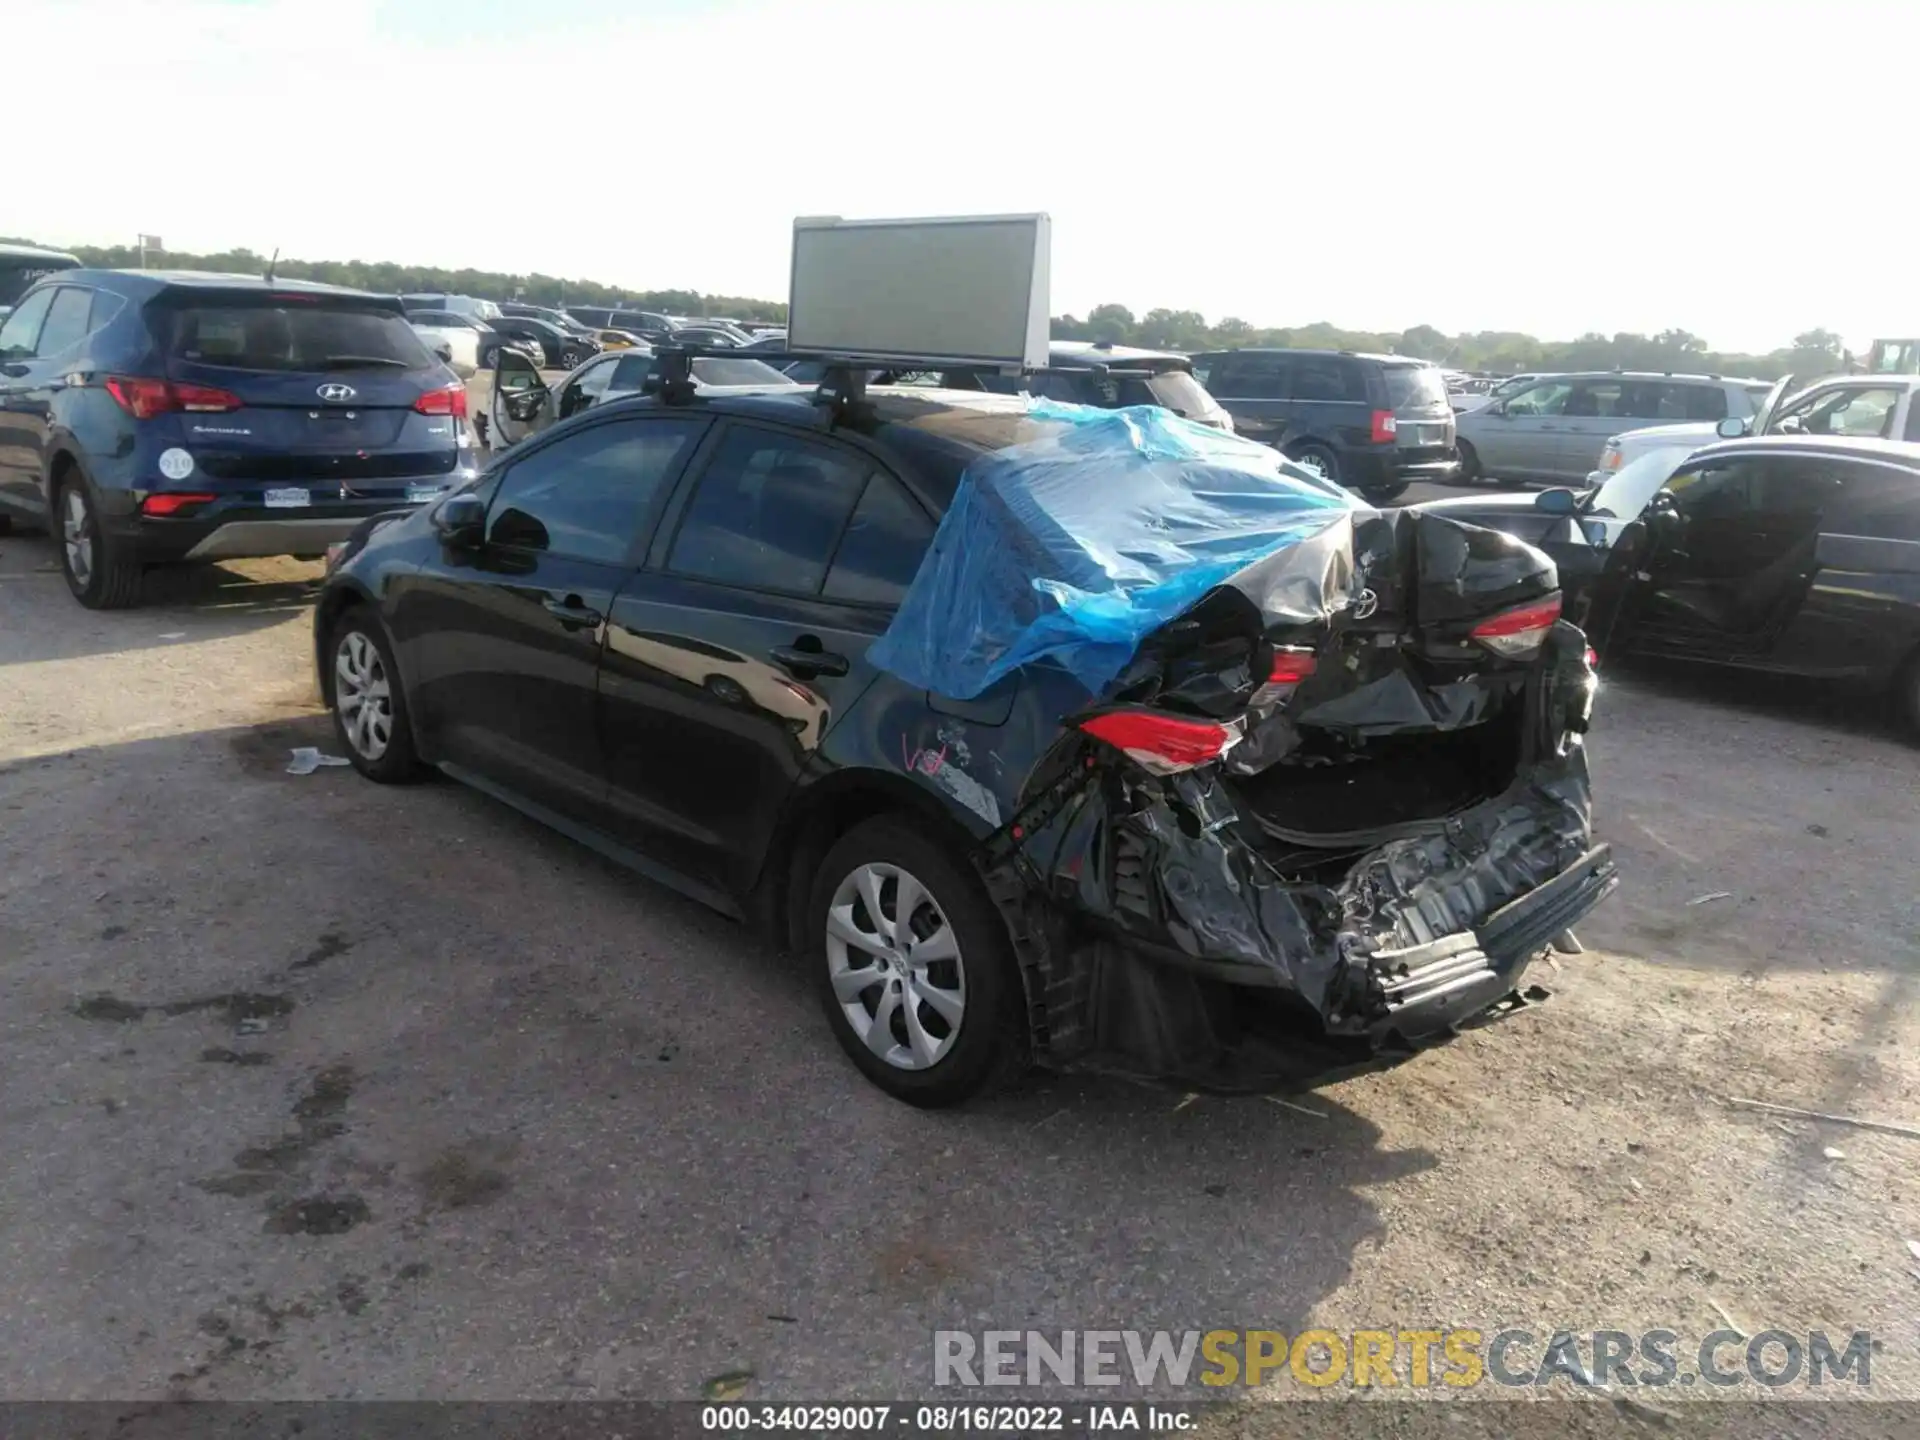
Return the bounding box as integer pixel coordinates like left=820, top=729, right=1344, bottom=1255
left=1356, top=481, right=1409, bottom=504
left=1454, top=440, right=1482, bottom=485
left=808, top=817, right=1025, bottom=1107
left=1283, top=442, right=1341, bottom=487
left=56, top=476, right=142, bottom=610
left=326, top=608, right=425, bottom=783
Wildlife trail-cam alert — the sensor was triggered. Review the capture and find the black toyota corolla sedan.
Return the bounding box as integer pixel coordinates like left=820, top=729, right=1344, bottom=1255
left=313, top=377, right=1613, bottom=1105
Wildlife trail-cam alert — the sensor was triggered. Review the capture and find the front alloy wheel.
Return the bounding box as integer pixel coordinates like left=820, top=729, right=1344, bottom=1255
left=334, top=630, right=393, bottom=762
left=826, top=861, right=967, bottom=1071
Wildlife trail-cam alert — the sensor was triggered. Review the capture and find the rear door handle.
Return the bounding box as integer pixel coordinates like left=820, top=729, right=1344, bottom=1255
left=771, top=643, right=849, bottom=678
left=543, top=595, right=603, bottom=628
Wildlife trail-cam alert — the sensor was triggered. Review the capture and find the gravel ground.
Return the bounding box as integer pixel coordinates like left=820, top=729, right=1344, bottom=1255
left=2, top=513, right=1918, bottom=1421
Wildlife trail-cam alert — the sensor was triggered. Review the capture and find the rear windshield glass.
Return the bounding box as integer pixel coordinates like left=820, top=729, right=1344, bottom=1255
left=691, top=357, right=794, bottom=386
left=1383, top=364, right=1449, bottom=409
left=163, top=302, right=430, bottom=372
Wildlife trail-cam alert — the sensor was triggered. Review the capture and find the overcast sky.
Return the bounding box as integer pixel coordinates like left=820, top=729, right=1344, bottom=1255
left=9, top=0, right=1917, bottom=352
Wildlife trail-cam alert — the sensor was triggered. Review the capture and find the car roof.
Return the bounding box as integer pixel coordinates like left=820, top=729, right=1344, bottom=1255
left=1190, top=346, right=1432, bottom=367
left=63, top=268, right=398, bottom=303
left=0, top=242, right=81, bottom=263
left=1685, top=434, right=1920, bottom=470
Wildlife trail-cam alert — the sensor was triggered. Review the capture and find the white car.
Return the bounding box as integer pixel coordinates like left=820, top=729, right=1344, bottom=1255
left=410, top=317, right=479, bottom=378
left=1595, top=372, right=1920, bottom=476
left=486, top=346, right=800, bottom=450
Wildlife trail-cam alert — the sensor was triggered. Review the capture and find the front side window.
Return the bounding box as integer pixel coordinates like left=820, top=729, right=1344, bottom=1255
left=0, top=286, right=56, bottom=356
left=486, top=417, right=705, bottom=563
left=1775, top=385, right=1902, bottom=439
left=1504, top=379, right=1573, bottom=417
left=667, top=428, right=873, bottom=594
left=32, top=286, right=92, bottom=357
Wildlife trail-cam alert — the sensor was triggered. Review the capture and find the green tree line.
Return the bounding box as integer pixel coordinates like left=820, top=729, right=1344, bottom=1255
left=9, top=238, right=1845, bottom=378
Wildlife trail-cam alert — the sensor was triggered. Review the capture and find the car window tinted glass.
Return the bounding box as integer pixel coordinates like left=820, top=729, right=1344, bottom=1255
left=1679, top=385, right=1729, bottom=421
left=608, top=354, right=654, bottom=392
left=689, top=357, right=793, bottom=387
left=0, top=287, right=55, bottom=356
left=1383, top=365, right=1448, bottom=409
left=1833, top=466, right=1920, bottom=539
left=1030, top=370, right=1099, bottom=404
left=164, top=303, right=429, bottom=372
left=668, top=428, right=871, bottom=593
left=487, top=418, right=705, bottom=563
left=1779, top=386, right=1901, bottom=438
left=822, top=474, right=936, bottom=606
left=1665, top=458, right=1834, bottom=520
left=34, top=287, right=92, bottom=357
left=1217, top=354, right=1290, bottom=399
left=1565, top=380, right=1623, bottom=418
left=1506, top=380, right=1573, bottom=416
left=1293, top=357, right=1364, bottom=403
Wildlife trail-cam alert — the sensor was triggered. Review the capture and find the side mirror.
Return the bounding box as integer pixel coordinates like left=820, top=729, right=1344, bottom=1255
left=432, top=492, right=486, bottom=546
left=1534, top=487, right=1580, bottom=515
left=432, top=341, right=454, bottom=363
left=1715, top=416, right=1748, bottom=439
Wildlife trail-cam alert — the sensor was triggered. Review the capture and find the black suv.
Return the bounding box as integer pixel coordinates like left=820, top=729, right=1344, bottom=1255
left=1190, top=348, right=1458, bottom=502
left=484, top=315, right=598, bottom=370
left=565, top=305, right=674, bottom=341
left=315, top=376, right=1610, bottom=1105
left=0, top=270, right=478, bottom=607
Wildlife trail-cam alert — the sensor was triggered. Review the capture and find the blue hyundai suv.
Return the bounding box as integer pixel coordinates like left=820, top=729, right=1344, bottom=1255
left=0, top=270, right=481, bottom=608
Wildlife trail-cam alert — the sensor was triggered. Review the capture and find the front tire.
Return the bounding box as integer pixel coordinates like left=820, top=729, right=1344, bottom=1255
left=56, top=476, right=142, bottom=609
left=808, top=818, right=1024, bottom=1107
left=327, top=609, right=425, bottom=783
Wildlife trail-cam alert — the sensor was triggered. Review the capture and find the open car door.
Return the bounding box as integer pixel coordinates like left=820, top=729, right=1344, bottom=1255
left=1600, top=451, right=1840, bottom=661
left=487, top=347, right=551, bottom=451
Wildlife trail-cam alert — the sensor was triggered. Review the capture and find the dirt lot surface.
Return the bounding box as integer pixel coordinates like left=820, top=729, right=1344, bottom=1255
left=2, top=516, right=1918, bottom=1424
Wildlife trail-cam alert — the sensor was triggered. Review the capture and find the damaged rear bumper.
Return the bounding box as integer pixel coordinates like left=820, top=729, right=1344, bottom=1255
left=986, top=752, right=1616, bottom=1095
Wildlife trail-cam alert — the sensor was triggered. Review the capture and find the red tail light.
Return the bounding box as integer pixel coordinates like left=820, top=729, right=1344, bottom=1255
left=1266, top=650, right=1317, bottom=684
left=140, top=492, right=216, bottom=517
left=105, top=377, right=243, bottom=420
left=414, top=385, right=469, bottom=418
left=1370, top=409, right=1398, bottom=444
left=1471, top=594, right=1564, bottom=658
left=1078, top=710, right=1234, bottom=775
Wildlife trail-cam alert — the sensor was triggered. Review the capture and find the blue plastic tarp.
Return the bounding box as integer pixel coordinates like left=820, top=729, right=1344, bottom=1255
left=867, top=400, right=1358, bottom=701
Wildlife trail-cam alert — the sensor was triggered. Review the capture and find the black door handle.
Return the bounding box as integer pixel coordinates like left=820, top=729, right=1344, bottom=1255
left=543, top=595, right=603, bottom=628
left=771, top=643, right=848, bottom=678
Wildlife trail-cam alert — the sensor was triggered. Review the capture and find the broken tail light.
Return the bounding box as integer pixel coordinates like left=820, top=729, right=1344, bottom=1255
left=1471, top=594, right=1563, bottom=658
left=106, top=377, right=243, bottom=419
left=1078, top=710, right=1235, bottom=775
left=413, top=385, right=469, bottom=417
left=1251, top=646, right=1317, bottom=708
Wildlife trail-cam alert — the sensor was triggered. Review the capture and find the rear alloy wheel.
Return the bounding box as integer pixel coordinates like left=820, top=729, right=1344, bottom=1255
left=57, top=479, right=142, bottom=609
left=1285, top=442, right=1341, bottom=487
left=328, top=612, right=424, bottom=783
left=810, top=819, right=1023, bottom=1106
left=1455, top=440, right=1482, bottom=485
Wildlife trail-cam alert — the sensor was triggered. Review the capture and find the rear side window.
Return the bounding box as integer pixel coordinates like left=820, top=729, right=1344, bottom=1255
left=163, top=302, right=430, bottom=372
left=1215, top=354, right=1291, bottom=399
left=821, top=475, right=936, bottom=606
left=1382, top=365, right=1448, bottom=410
left=1682, top=386, right=1730, bottom=421
left=33, top=286, right=93, bottom=357
left=1293, top=357, right=1366, bottom=403
left=667, top=427, right=872, bottom=594
left=487, top=417, right=705, bottom=563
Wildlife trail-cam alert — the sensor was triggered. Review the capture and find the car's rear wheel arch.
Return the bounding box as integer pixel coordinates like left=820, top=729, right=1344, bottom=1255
left=761, top=771, right=992, bottom=955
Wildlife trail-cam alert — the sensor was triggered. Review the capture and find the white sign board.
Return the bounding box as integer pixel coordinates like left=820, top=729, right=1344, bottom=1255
left=787, top=213, right=1050, bottom=370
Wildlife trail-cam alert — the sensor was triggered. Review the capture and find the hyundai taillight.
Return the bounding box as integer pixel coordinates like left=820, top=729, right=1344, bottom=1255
left=1078, top=710, right=1235, bottom=775
left=1471, top=594, right=1564, bottom=658
left=140, top=492, right=216, bottom=517
left=105, top=377, right=243, bottom=420
left=414, top=385, right=469, bottom=418
left=1370, top=409, right=1398, bottom=444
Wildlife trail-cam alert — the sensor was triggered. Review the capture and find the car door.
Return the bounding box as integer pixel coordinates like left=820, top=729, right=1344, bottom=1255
left=393, top=413, right=711, bottom=828
left=488, top=347, right=555, bottom=448
left=0, top=285, right=58, bottom=512
left=596, top=419, right=936, bottom=892
left=1471, top=377, right=1572, bottom=479
left=1774, top=460, right=1920, bottom=677
left=1620, top=453, right=1842, bottom=658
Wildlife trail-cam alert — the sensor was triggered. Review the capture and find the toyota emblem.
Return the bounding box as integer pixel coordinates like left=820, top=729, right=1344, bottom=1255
left=1351, top=588, right=1380, bottom=620
left=316, top=383, right=357, bottom=402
